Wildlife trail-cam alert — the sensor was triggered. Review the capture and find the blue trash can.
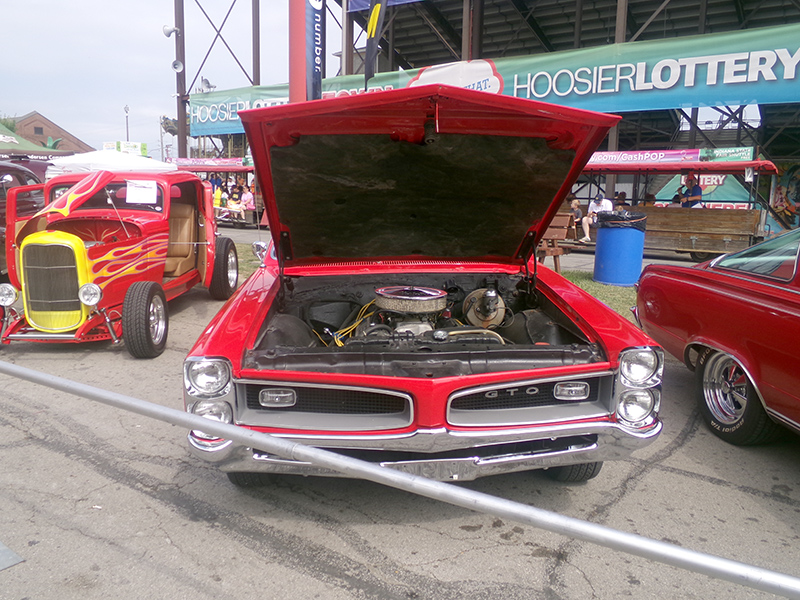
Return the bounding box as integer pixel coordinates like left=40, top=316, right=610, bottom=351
left=593, top=211, right=647, bottom=286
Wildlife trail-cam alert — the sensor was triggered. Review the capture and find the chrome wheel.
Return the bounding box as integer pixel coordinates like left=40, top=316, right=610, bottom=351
left=209, top=237, right=239, bottom=300
left=701, top=352, right=748, bottom=425
left=226, top=247, right=238, bottom=288
left=695, top=349, right=783, bottom=445
left=149, top=293, right=167, bottom=346
left=123, top=281, right=169, bottom=359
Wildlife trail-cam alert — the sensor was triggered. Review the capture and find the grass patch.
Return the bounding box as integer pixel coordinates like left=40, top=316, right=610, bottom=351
left=235, top=243, right=262, bottom=280
left=561, top=270, right=637, bottom=322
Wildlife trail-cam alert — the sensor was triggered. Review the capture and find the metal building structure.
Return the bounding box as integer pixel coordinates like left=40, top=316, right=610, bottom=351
left=336, top=0, right=800, bottom=161
left=170, top=0, right=800, bottom=161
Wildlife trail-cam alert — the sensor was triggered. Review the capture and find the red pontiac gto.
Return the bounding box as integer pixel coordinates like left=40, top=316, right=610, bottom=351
left=0, top=170, right=239, bottom=358
left=636, top=228, right=800, bottom=445
left=183, top=85, right=664, bottom=486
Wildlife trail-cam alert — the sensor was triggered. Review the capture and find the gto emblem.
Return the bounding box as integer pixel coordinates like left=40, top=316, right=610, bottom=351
left=485, top=386, right=539, bottom=398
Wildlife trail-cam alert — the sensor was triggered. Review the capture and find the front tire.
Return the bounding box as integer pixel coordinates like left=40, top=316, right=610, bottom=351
left=123, top=281, right=168, bottom=358
left=209, top=237, right=238, bottom=300
left=544, top=462, right=603, bottom=482
left=695, top=349, right=782, bottom=445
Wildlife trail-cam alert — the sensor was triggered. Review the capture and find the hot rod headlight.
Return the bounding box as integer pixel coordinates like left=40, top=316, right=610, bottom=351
left=78, top=283, right=102, bottom=307
left=619, top=348, right=662, bottom=388
left=184, top=358, right=231, bottom=397
left=0, top=283, right=18, bottom=307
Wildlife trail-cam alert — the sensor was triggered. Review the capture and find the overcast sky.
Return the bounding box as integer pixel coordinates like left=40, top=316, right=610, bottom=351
left=3, top=0, right=348, bottom=160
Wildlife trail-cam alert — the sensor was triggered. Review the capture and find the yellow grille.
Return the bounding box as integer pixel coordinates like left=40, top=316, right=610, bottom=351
left=21, top=231, right=91, bottom=333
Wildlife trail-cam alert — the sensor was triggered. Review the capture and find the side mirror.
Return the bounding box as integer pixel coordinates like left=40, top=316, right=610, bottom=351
left=252, top=241, right=270, bottom=265
left=1, top=174, right=13, bottom=185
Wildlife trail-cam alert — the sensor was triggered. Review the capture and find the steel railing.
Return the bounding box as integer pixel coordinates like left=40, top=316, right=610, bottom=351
left=1, top=358, right=798, bottom=599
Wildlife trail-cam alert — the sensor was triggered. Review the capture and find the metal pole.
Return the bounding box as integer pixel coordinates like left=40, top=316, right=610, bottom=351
left=252, top=0, right=260, bottom=86
left=461, top=0, right=471, bottom=60
left=341, top=0, right=353, bottom=76
left=174, top=0, right=188, bottom=158
left=1, top=359, right=800, bottom=598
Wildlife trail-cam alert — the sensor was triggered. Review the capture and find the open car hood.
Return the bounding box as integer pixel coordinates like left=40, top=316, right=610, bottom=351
left=241, top=85, right=619, bottom=268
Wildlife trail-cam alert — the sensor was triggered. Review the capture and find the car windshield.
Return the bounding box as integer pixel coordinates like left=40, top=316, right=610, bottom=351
left=50, top=181, right=164, bottom=212
left=714, top=227, right=800, bottom=281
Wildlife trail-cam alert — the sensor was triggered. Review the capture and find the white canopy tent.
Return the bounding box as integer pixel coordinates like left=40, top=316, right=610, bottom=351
left=45, top=149, right=177, bottom=179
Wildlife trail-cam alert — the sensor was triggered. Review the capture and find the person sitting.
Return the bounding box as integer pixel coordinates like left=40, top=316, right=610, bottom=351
left=579, top=195, right=614, bottom=243
left=614, top=191, right=631, bottom=208
left=226, top=185, right=246, bottom=221
left=680, top=175, right=703, bottom=208
left=640, top=193, right=657, bottom=207
left=241, top=185, right=255, bottom=211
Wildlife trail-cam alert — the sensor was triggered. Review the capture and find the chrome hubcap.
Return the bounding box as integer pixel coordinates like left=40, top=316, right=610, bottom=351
left=703, top=352, right=749, bottom=425
left=226, top=249, right=238, bottom=288
left=149, top=295, right=166, bottom=344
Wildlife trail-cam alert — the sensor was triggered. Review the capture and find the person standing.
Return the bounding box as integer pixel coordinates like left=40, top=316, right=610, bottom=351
left=579, top=195, right=613, bottom=243
left=209, top=172, right=223, bottom=192
left=569, top=198, right=583, bottom=240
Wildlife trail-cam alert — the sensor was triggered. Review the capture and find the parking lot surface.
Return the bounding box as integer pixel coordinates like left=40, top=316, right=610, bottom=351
left=1, top=229, right=798, bottom=599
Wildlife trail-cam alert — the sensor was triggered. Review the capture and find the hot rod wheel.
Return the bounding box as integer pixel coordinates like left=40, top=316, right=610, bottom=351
left=209, top=237, right=239, bottom=300
left=123, top=281, right=169, bottom=359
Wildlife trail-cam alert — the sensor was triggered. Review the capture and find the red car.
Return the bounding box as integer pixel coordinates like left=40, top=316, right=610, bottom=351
left=0, top=170, right=239, bottom=358
left=636, top=228, right=800, bottom=445
left=183, top=85, right=664, bottom=485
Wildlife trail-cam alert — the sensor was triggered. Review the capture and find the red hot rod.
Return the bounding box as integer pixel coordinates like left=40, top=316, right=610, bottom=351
left=0, top=169, right=239, bottom=358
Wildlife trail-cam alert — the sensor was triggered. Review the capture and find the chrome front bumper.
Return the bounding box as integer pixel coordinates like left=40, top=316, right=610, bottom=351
left=188, top=419, right=661, bottom=482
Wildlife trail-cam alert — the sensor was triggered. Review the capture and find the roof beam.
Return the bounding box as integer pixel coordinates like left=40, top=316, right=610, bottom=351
left=629, top=0, right=673, bottom=42
left=508, top=0, right=555, bottom=52
left=413, top=0, right=462, bottom=60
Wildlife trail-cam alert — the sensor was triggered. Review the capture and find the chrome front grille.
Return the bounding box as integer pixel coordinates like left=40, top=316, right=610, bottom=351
left=448, top=374, right=612, bottom=427
left=450, top=380, right=600, bottom=411
left=237, top=381, right=414, bottom=431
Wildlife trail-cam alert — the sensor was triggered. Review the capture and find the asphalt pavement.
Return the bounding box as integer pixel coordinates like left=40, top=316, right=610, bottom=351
left=4, top=223, right=797, bottom=600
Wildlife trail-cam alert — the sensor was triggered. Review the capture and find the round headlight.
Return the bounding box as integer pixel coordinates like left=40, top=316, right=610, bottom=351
left=619, top=348, right=660, bottom=386
left=617, top=389, right=657, bottom=424
left=191, top=399, right=233, bottom=422
left=78, top=283, right=102, bottom=307
left=0, top=283, right=18, bottom=307
left=185, top=359, right=231, bottom=397
left=190, top=400, right=233, bottom=440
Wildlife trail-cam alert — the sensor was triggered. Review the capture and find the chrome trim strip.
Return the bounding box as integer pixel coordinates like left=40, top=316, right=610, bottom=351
left=236, top=378, right=414, bottom=403
left=765, top=408, right=800, bottom=435
left=234, top=378, right=415, bottom=431
left=6, top=333, right=77, bottom=340
left=447, top=372, right=614, bottom=427
left=448, top=371, right=614, bottom=399
left=698, top=259, right=800, bottom=297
